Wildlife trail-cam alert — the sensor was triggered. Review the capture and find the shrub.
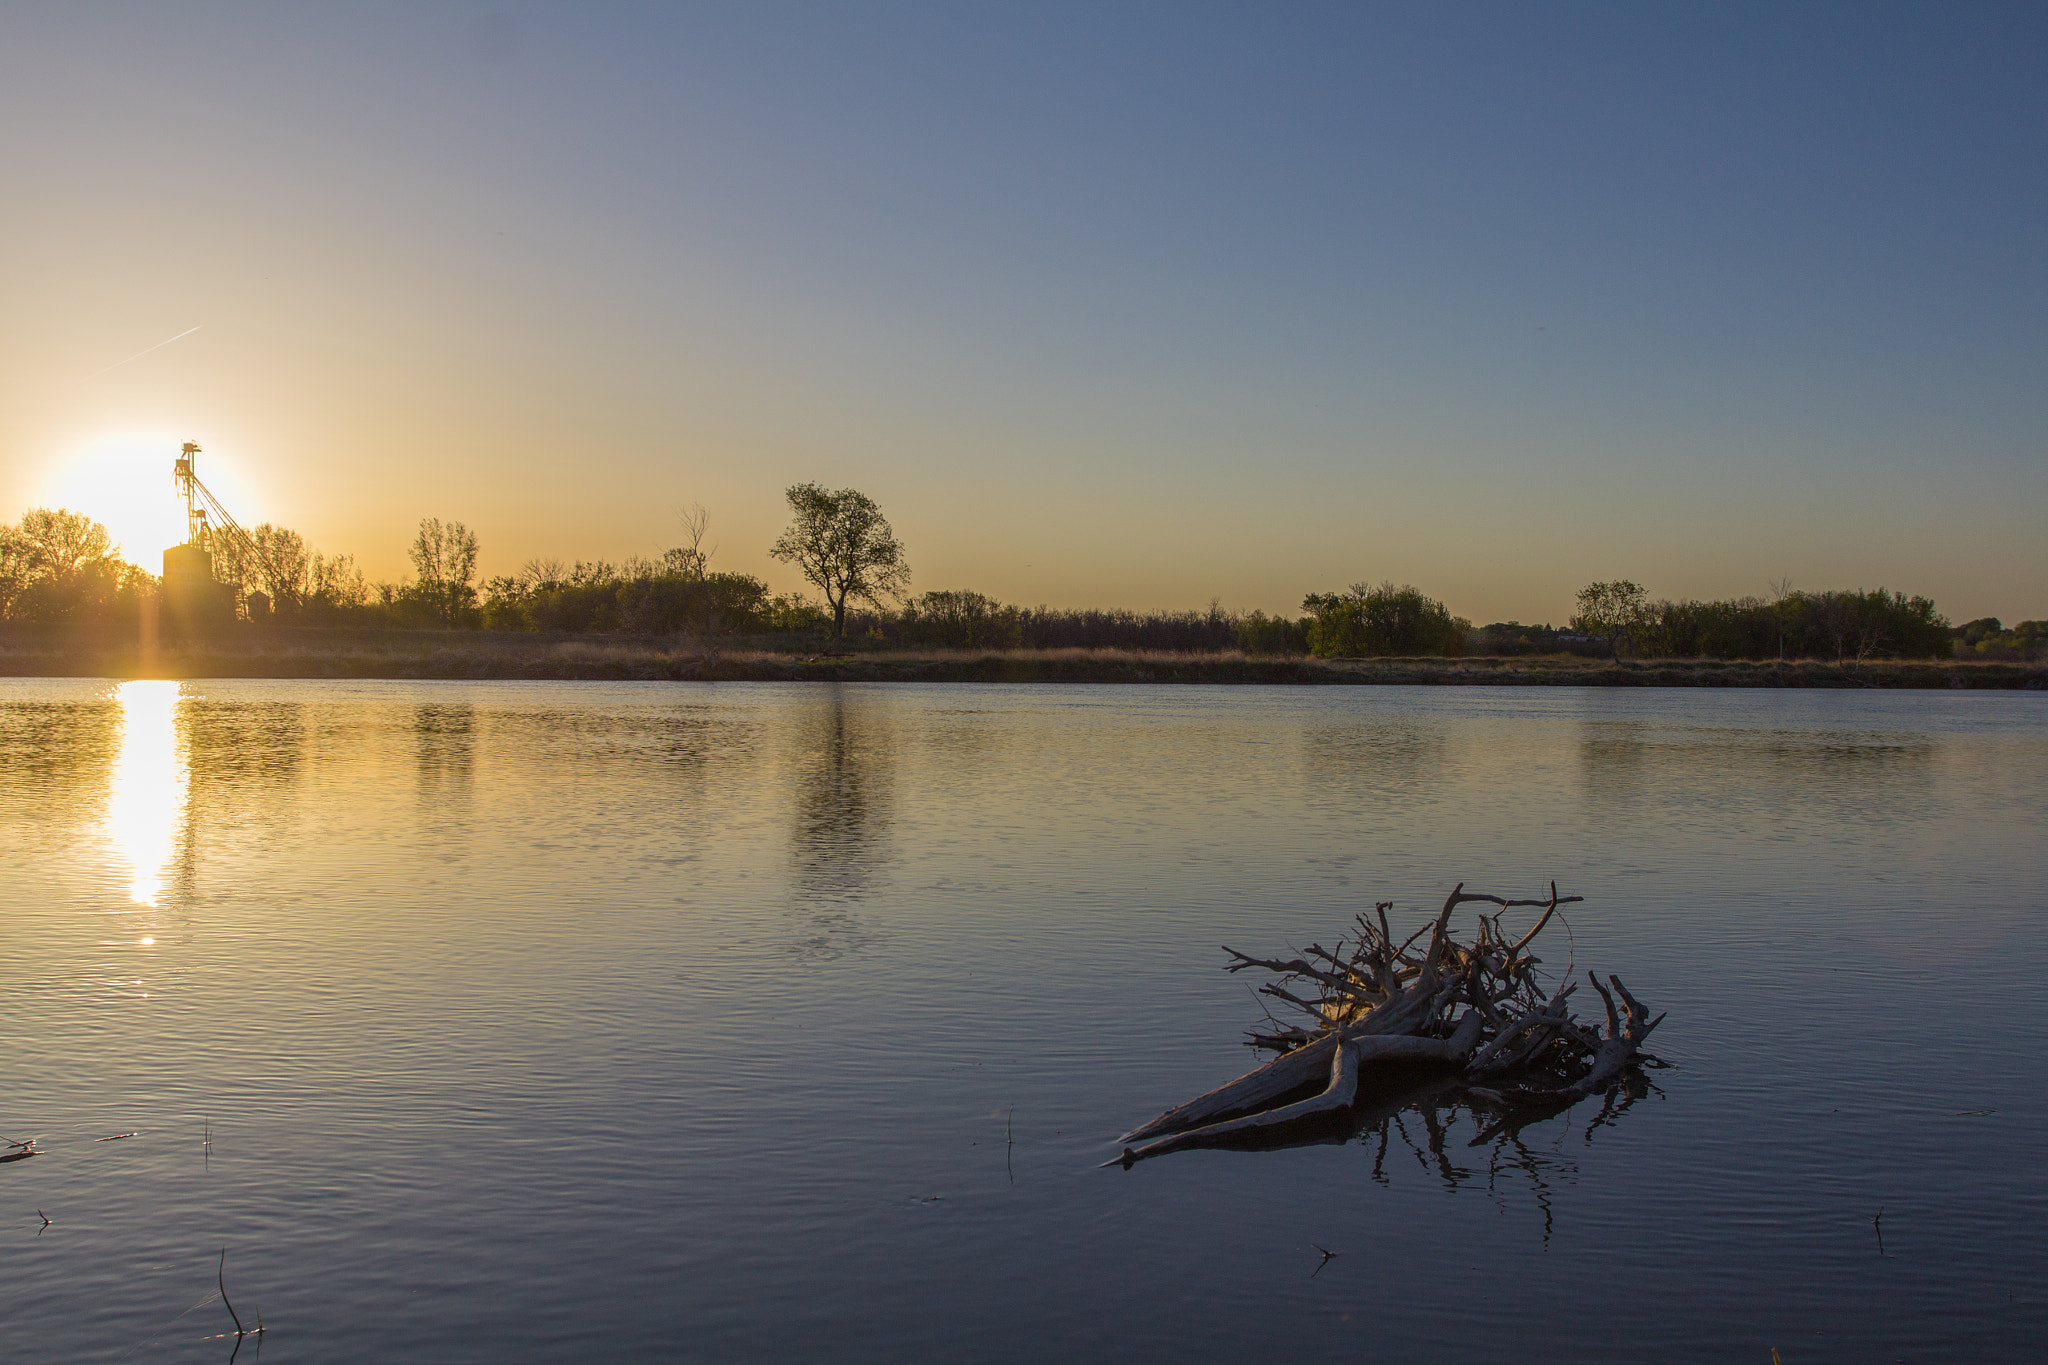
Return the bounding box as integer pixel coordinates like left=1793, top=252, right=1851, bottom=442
left=899, top=590, right=1021, bottom=649
left=1234, top=610, right=1308, bottom=655
left=1301, top=582, right=1464, bottom=658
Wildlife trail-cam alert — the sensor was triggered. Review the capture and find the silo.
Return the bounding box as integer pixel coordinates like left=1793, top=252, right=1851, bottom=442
left=162, top=543, right=227, bottom=630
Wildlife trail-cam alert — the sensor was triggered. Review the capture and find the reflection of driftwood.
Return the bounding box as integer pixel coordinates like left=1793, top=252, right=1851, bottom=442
left=1111, top=884, right=1664, bottom=1167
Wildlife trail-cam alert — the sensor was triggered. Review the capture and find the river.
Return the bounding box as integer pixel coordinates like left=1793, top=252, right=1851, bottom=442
left=3, top=680, right=2044, bottom=1362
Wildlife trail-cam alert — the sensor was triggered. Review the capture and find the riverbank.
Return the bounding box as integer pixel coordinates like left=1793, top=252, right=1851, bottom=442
left=4, top=626, right=2044, bottom=687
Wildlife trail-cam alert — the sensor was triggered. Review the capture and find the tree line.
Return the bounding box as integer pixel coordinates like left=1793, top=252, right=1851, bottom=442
left=3, top=492, right=2037, bottom=662
left=1565, top=579, right=1963, bottom=662
left=0, top=509, right=155, bottom=625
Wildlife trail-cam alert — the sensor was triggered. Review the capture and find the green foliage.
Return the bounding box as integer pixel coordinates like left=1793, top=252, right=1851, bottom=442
left=762, top=592, right=830, bottom=635
left=1301, top=582, right=1464, bottom=658
left=1637, top=596, right=1775, bottom=659
left=1795, top=588, right=1950, bottom=660
left=1956, top=616, right=2003, bottom=645
left=1233, top=610, right=1308, bottom=655
left=1950, top=616, right=2045, bottom=659
left=1570, top=580, right=1652, bottom=659
left=769, top=483, right=910, bottom=639
left=1619, top=588, right=1954, bottom=660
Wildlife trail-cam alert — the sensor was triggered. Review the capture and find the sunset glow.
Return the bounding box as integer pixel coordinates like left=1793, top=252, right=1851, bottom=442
left=36, top=433, right=264, bottom=566
left=105, top=680, right=187, bottom=907
left=2, top=8, right=2044, bottom=1356
left=2, top=9, right=2041, bottom=624
left=33, top=436, right=185, bottom=564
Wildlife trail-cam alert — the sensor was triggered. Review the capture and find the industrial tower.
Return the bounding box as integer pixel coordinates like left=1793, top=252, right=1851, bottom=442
left=163, top=442, right=253, bottom=623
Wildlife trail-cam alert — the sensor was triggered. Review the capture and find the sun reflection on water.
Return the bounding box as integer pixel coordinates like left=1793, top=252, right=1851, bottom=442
left=106, top=680, right=188, bottom=906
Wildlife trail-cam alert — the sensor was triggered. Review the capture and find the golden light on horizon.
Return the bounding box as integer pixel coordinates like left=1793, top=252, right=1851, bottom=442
left=36, top=433, right=267, bottom=566
left=105, top=680, right=188, bottom=907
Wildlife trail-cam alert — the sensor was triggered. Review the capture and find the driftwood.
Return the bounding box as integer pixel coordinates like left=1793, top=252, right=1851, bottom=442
left=1109, top=883, right=1665, bottom=1167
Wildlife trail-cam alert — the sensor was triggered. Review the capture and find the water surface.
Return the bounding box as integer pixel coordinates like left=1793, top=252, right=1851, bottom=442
left=4, top=680, right=2045, bottom=1362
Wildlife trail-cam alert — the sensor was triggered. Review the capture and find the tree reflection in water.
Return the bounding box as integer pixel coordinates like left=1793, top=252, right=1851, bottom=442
left=1171, top=1065, right=1660, bottom=1245
left=413, top=703, right=476, bottom=801
left=786, top=686, right=890, bottom=962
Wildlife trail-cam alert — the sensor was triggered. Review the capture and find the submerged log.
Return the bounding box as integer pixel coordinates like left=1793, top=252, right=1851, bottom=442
left=1111, top=884, right=1664, bottom=1165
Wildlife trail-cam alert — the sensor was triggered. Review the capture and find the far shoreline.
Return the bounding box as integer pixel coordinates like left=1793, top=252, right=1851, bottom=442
left=3, top=627, right=2044, bottom=689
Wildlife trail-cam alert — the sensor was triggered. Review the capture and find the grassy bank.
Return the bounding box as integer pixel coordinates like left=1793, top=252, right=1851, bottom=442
left=4, top=625, right=2046, bottom=688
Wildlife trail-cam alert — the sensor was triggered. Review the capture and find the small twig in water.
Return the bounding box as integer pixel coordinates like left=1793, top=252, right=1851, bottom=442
left=219, top=1249, right=245, bottom=1337
left=96, top=1132, right=139, bottom=1142
left=1873, top=1206, right=1887, bottom=1257
left=1005, top=1104, right=1015, bottom=1186
left=37, top=1210, right=51, bottom=1234
left=205, top=1120, right=211, bottom=1170
left=1309, top=1242, right=1338, bottom=1277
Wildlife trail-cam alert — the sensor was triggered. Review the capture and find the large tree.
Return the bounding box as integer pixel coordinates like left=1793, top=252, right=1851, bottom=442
left=1301, top=581, right=1465, bottom=658
left=0, top=508, right=133, bottom=622
left=250, top=523, right=311, bottom=612
left=1571, top=580, right=1651, bottom=660
left=769, top=483, right=909, bottom=640
left=408, top=517, right=481, bottom=625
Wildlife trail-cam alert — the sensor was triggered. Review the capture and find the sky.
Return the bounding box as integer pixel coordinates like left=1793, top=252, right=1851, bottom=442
left=2, top=2, right=2043, bottom=623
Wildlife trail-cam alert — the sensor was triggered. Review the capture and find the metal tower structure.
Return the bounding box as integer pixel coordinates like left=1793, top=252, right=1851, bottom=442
left=171, top=441, right=253, bottom=557
left=165, top=441, right=261, bottom=623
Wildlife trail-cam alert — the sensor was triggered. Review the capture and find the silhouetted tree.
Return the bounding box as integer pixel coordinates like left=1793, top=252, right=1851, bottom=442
left=407, top=517, right=481, bottom=625
left=770, top=484, right=909, bottom=640
left=250, top=523, right=311, bottom=613
left=1233, top=610, right=1309, bottom=655
left=308, top=550, right=369, bottom=612
left=899, top=589, right=1020, bottom=648
left=1571, top=580, right=1651, bottom=660
left=0, top=507, right=152, bottom=624
left=1302, top=581, right=1464, bottom=657
left=663, top=501, right=714, bottom=580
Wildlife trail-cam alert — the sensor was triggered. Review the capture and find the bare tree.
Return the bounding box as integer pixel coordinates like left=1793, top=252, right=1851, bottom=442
left=769, top=484, right=909, bottom=640
left=662, top=501, right=716, bottom=580
left=520, top=556, right=568, bottom=592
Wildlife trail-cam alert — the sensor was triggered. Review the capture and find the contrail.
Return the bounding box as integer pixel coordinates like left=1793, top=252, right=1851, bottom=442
left=87, top=325, right=202, bottom=378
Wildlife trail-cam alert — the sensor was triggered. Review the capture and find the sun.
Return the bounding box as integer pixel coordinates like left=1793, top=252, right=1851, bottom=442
left=37, top=433, right=265, bottom=570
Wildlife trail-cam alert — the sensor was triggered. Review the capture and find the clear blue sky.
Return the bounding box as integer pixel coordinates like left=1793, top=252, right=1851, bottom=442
left=4, top=2, right=2043, bottom=622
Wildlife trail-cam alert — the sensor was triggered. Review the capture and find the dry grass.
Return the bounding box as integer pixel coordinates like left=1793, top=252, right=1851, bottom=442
left=2, top=626, right=2043, bottom=689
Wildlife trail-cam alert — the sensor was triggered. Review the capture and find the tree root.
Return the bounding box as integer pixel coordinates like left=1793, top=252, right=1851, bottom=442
left=1112, top=884, right=1663, bottom=1165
